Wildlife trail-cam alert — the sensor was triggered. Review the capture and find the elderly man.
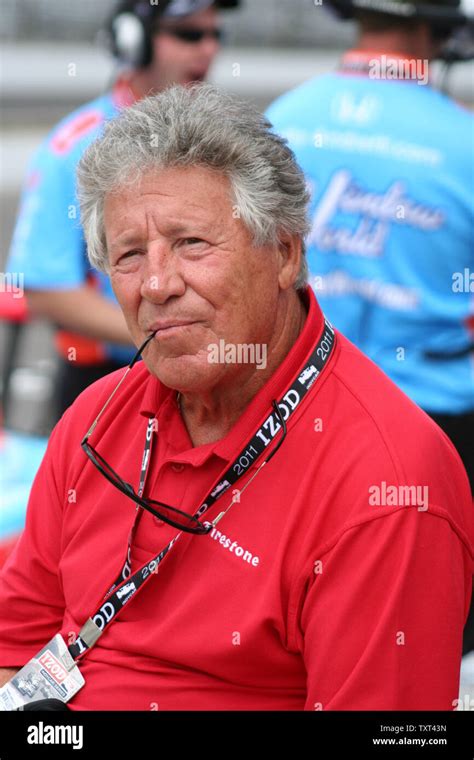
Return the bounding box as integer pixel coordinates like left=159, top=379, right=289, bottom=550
left=0, top=85, right=472, bottom=711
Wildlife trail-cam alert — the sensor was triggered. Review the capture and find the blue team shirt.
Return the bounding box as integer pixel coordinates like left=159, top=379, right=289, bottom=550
left=7, top=89, right=135, bottom=365
left=266, top=66, right=474, bottom=413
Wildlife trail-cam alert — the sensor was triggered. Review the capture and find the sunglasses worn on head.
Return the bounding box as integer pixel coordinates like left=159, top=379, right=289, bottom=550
left=160, top=26, right=223, bottom=43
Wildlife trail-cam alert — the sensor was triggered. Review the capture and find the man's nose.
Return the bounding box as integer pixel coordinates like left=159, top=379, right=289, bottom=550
left=140, top=244, right=185, bottom=304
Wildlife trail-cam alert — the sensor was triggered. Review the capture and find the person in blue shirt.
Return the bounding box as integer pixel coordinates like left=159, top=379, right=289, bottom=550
left=266, top=0, right=473, bottom=487
left=7, top=0, right=239, bottom=417
left=266, top=0, right=474, bottom=658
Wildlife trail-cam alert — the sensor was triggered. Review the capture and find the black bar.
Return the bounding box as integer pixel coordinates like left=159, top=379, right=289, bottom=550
left=0, top=710, right=473, bottom=758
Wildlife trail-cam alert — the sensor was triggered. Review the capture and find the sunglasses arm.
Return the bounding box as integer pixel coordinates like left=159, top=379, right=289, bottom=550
left=81, top=331, right=157, bottom=445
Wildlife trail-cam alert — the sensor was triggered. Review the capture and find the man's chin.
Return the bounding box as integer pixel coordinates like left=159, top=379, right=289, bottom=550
left=143, top=354, right=220, bottom=392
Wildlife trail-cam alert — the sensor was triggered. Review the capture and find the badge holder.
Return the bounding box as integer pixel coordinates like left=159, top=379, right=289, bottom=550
left=0, top=634, right=84, bottom=711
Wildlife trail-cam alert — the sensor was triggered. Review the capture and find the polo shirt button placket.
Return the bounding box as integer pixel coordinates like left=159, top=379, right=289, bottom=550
left=154, top=462, right=185, bottom=525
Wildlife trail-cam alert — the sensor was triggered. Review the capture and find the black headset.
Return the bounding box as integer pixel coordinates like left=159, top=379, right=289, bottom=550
left=327, top=0, right=467, bottom=27
left=108, top=0, right=172, bottom=69
left=326, top=0, right=473, bottom=60
left=108, top=0, right=240, bottom=69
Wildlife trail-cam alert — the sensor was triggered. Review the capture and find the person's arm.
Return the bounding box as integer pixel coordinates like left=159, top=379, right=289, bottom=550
left=27, top=286, right=134, bottom=345
left=0, top=420, right=67, bottom=668
left=7, top=126, right=133, bottom=348
left=296, top=506, right=472, bottom=710
left=0, top=668, right=20, bottom=687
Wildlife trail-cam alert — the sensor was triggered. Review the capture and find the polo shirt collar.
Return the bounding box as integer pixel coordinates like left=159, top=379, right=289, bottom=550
left=139, top=285, right=325, bottom=464
left=339, top=48, right=430, bottom=84
left=112, top=76, right=141, bottom=109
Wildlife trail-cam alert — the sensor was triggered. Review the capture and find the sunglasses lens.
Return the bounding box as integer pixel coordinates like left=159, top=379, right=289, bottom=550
left=93, top=448, right=121, bottom=481
left=146, top=499, right=209, bottom=533
left=167, top=28, right=221, bottom=43
left=83, top=443, right=133, bottom=493
left=83, top=443, right=209, bottom=534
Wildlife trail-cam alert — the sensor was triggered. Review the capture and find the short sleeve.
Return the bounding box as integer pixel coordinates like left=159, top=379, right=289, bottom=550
left=6, top=142, right=86, bottom=290
left=0, top=421, right=67, bottom=665
left=297, top=507, right=473, bottom=710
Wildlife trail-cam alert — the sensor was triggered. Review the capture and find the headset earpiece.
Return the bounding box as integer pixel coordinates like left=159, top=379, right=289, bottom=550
left=108, top=1, right=166, bottom=68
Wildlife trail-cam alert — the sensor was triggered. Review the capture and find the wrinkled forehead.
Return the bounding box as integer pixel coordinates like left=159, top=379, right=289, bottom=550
left=103, top=165, right=238, bottom=237
left=105, top=165, right=233, bottom=210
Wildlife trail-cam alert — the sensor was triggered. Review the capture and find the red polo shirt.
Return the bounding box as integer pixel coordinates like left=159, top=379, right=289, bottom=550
left=0, top=287, right=472, bottom=710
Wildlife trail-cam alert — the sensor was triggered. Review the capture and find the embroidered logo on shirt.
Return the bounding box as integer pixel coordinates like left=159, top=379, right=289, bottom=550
left=208, top=527, right=260, bottom=568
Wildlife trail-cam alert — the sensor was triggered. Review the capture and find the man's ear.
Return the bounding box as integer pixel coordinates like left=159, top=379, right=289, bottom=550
left=277, top=233, right=302, bottom=291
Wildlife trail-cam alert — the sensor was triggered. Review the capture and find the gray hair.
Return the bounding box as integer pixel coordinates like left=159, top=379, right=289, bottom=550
left=77, top=83, right=310, bottom=289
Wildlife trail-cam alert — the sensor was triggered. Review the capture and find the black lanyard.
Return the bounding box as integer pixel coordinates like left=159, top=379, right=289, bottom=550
left=69, top=318, right=336, bottom=660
